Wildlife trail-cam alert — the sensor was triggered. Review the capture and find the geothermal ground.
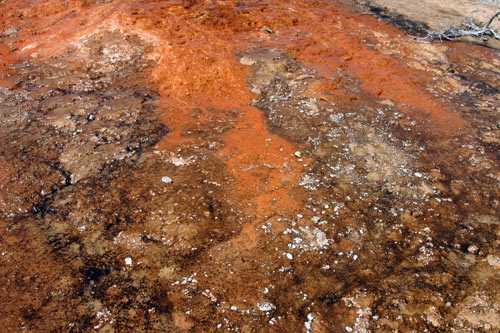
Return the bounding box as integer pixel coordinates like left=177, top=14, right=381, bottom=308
left=0, top=0, right=500, bottom=332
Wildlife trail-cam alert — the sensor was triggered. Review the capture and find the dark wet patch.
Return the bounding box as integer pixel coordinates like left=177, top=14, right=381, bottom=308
left=364, top=3, right=430, bottom=36
left=454, top=72, right=500, bottom=95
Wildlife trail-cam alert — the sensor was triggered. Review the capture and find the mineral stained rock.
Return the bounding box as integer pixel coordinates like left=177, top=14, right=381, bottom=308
left=0, top=0, right=499, bottom=332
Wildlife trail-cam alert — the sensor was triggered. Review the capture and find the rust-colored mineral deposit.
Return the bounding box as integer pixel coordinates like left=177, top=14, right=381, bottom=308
left=1, top=0, right=499, bottom=332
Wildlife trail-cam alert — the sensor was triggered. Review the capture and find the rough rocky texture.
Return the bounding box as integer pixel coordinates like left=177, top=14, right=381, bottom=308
left=0, top=0, right=499, bottom=332
left=365, top=0, right=500, bottom=48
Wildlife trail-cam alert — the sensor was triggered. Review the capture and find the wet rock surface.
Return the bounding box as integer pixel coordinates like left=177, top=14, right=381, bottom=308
left=0, top=0, right=499, bottom=332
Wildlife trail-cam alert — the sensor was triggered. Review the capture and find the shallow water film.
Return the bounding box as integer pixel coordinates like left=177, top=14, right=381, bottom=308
left=0, top=0, right=499, bottom=332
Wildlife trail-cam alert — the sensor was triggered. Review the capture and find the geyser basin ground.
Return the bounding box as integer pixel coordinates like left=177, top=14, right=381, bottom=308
left=0, top=0, right=499, bottom=331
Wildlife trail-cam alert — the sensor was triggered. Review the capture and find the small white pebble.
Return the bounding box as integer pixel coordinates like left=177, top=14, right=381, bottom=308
left=414, top=172, right=423, bottom=178
left=294, top=151, right=302, bottom=158
left=257, top=302, right=275, bottom=312
left=162, top=176, right=173, bottom=184
left=285, top=253, right=293, bottom=260
left=124, top=257, right=132, bottom=266
left=467, top=245, right=478, bottom=253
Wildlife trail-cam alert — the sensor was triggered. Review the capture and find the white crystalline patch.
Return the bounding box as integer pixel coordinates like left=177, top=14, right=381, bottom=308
left=257, top=302, right=276, bottom=312
left=162, top=176, right=173, bottom=184
left=124, top=257, right=133, bottom=266
left=302, top=226, right=329, bottom=248
left=94, top=308, right=114, bottom=330
left=113, top=232, right=143, bottom=249
left=261, top=223, right=272, bottom=233
left=286, top=226, right=330, bottom=251
left=166, top=154, right=194, bottom=166
left=305, top=99, right=320, bottom=116
left=96, top=310, right=108, bottom=319
left=305, top=313, right=314, bottom=333
left=201, top=289, right=218, bottom=303
left=285, top=252, right=293, bottom=260
left=416, top=243, right=435, bottom=264
left=487, top=255, right=500, bottom=268
left=329, top=113, right=344, bottom=123
left=179, top=273, right=198, bottom=285
left=293, top=237, right=303, bottom=244
left=102, top=45, right=132, bottom=63
left=299, top=174, right=319, bottom=190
